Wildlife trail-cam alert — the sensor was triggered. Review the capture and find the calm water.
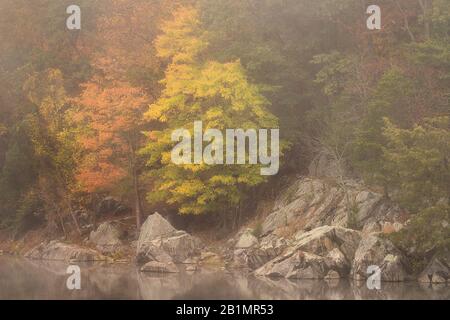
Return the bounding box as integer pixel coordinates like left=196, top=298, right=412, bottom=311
left=0, top=256, right=448, bottom=300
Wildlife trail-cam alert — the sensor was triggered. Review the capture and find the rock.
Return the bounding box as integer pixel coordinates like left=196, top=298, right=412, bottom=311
left=325, top=270, right=340, bottom=279
left=382, top=222, right=396, bottom=234
left=136, top=243, right=174, bottom=265
left=308, top=152, right=344, bottom=178
left=235, top=229, right=258, bottom=249
left=418, top=254, right=449, bottom=284
left=151, top=231, right=202, bottom=263
left=137, top=213, right=176, bottom=253
left=140, top=261, right=179, bottom=274
left=200, top=251, right=222, bottom=266
left=362, top=221, right=381, bottom=234
left=89, top=222, right=123, bottom=254
left=260, top=177, right=408, bottom=236
left=25, top=241, right=106, bottom=262
left=233, top=236, right=289, bottom=270
left=294, top=226, right=361, bottom=262
left=233, top=248, right=273, bottom=270
left=255, top=250, right=330, bottom=279
left=351, top=235, right=407, bottom=282
left=136, top=213, right=202, bottom=263
left=326, top=248, right=349, bottom=275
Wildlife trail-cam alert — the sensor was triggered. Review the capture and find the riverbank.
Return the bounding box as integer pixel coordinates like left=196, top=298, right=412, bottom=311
left=1, top=174, right=449, bottom=286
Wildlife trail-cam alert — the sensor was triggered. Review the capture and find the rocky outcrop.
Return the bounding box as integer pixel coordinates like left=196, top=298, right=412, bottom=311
left=25, top=241, right=106, bottom=262
left=240, top=175, right=417, bottom=282
left=254, top=226, right=361, bottom=279
left=232, top=231, right=289, bottom=270
left=136, top=213, right=203, bottom=265
left=294, top=226, right=361, bottom=263
left=418, top=253, right=449, bottom=284
left=255, top=250, right=331, bottom=279
left=261, top=177, right=407, bottom=236
left=351, top=235, right=407, bottom=282
left=89, top=222, right=123, bottom=254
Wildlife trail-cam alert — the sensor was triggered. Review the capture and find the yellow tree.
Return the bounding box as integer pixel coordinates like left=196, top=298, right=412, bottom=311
left=142, top=7, right=281, bottom=228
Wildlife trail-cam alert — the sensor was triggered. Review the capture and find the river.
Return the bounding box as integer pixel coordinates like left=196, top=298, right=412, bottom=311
left=0, top=256, right=448, bottom=300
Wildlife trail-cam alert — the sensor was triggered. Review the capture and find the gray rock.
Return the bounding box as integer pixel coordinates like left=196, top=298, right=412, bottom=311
left=136, top=213, right=202, bottom=263
left=89, top=222, right=123, bottom=254
left=233, top=236, right=289, bottom=270
left=260, top=177, right=408, bottom=236
left=136, top=242, right=174, bottom=265
left=25, top=241, right=106, bottom=262
left=137, top=213, right=176, bottom=253
left=255, top=250, right=330, bottom=279
left=140, top=261, right=179, bottom=273
left=308, top=153, right=344, bottom=179
left=235, top=229, right=258, bottom=249
left=326, top=248, right=349, bottom=275
left=418, top=254, right=449, bottom=284
left=294, top=226, right=361, bottom=262
left=351, top=235, right=407, bottom=282
left=151, top=231, right=202, bottom=263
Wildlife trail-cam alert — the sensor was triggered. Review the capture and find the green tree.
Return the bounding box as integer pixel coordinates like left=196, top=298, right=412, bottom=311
left=382, top=116, right=450, bottom=212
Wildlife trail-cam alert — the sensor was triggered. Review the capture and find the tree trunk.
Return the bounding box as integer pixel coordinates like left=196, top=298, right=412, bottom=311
left=133, top=166, right=143, bottom=229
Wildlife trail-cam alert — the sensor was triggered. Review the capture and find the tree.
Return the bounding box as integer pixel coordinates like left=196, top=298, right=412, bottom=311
left=141, top=7, right=280, bottom=228
left=382, top=116, right=450, bottom=212
left=73, top=80, right=149, bottom=228
left=22, top=69, right=81, bottom=235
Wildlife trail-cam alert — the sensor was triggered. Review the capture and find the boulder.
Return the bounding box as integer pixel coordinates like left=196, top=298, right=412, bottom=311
left=25, top=241, right=106, bottom=262
left=233, top=236, right=288, bottom=270
left=137, top=213, right=176, bottom=253
left=140, top=261, right=179, bottom=273
left=326, top=248, right=349, bottom=275
left=89, top=222, right=123, bottom=254
left=351, top=235, right=407, bottom=282
left=136, top=213, right=202, bottom=264
left=255, top=250, right=331, bottom=279
left=235, top=229, right=258, bottom=249
left=151, top=231, right=202, bottom=263
left=233, top=248, right=273, bottom=270
left=418, top=254, right=449, bottom=284
left=136, top=242, right=174, bottom=265
left=294, top=226, right=361, bottom=262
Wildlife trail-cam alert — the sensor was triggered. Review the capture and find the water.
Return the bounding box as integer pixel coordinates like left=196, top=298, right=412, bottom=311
left=0, top=256, right=448, bottom=300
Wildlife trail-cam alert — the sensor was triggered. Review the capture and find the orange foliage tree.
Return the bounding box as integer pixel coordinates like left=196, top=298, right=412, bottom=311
left=73, top=81, right=149, bottom=227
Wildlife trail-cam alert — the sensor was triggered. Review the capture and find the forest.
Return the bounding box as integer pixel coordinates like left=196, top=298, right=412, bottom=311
left=0, top=0, right=449, bottom=268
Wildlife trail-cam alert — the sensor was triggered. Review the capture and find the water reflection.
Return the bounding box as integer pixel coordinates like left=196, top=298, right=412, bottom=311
left=0, top=257, right=448, bottom=300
